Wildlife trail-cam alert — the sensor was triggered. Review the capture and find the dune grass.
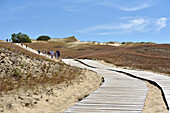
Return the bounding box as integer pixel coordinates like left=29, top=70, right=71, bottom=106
left=78, top=44, right=170, bottom=75
left=0, top=64, right=81, bottom=95
left=26, top=41, right=170, bottom=75
left=0, top=42, right=82, bottom=94
left=0, top=42, right=54, bottom=62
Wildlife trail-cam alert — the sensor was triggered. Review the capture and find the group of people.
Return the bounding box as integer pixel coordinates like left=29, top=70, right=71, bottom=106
left=6, top=39, right=12, bottom=42
left=38, top=49, right=60, bottom=59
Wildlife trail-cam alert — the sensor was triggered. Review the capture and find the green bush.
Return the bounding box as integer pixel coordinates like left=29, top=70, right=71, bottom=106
left=11, top=32, right=31, bottom=43
left=0, top=49, right=3, bottom=54
left=121, top=42, right=126, bottom=44
left=37, top=36, right=51, bottom=41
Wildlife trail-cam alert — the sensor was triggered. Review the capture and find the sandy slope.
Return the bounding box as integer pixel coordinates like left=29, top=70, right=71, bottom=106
left=0, top=70, right=102, bottom=113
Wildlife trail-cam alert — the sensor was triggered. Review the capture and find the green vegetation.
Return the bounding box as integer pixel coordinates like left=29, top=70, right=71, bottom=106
left=0, top=49, right=2, bottom=53
left=12, top=68, right=21, bottom=79
left=37, top=35, right=51, bottom=41
left=11, top=32, right=32, bottom=43
left=121, top=42, right=156, bottom=45
left=77, top=97, right=83, bottom=101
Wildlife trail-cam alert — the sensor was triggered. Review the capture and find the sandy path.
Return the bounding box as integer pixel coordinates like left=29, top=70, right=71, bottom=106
left=142, top=81, right=168, bottom=113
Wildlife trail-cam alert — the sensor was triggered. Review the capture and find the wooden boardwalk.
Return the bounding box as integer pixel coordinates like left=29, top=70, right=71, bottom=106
left=76, top=59, right=170, bottom=113
left=14, top=43, right=169, bottom=112
left=62, top=59, right=148, bottom=113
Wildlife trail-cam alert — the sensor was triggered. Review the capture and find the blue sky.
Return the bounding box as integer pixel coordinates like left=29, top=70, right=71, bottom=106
left=0, top=0, right=170, bottom=43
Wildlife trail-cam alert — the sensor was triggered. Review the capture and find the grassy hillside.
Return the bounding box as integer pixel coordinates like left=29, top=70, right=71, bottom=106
left=78, top=44, right=170, bottom=75
left=0, top=42, right=82, bottom=94
left=26, top=40, right=170, bottom=75
left=32, top=36, right=78, bottom=43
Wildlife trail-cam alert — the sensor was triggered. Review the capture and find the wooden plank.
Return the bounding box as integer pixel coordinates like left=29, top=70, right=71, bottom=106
left=62, top=59, right=148, bottom=113
left=76, top=59, right=170, bottom=112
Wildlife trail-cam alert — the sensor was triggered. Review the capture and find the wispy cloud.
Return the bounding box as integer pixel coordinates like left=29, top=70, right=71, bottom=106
left=155, top=17, right=167, bottom=31
left=63, top=6, right=79, bottom=12
left=98, top=0, right=157, bottom=11
left=117, top=3, right=153, bottom=11
left=77, top=17, right=168, bottom=35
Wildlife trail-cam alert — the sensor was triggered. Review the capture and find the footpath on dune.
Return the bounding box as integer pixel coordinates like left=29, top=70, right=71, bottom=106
left=14, top=43, right=168, bottom=113
left=0, top=43, right=103, bottom=113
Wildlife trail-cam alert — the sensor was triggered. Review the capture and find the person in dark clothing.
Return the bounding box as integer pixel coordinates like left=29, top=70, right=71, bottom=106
left=57, top=50, right=60, bottom=59
left=47, top=51, right=51, bottom=55
left=38, top=49, right=41, bottom=54
left=55, top=51, right=59, bottom=59
left=26, top=45, right=28, bottom=48
left=20, top=41, right=23, bottom=46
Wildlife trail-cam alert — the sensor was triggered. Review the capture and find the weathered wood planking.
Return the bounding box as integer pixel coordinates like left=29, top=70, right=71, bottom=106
left=78, top=59, right=170, bottom=113
left=62, top=59, right=148, bottom=113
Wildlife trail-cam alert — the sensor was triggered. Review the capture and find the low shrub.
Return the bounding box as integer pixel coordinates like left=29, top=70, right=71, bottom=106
left=37, top=36, right=51, bottom=41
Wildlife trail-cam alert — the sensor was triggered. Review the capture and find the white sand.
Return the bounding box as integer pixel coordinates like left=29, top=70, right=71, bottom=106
left=142, top=81, right=168, bottom=113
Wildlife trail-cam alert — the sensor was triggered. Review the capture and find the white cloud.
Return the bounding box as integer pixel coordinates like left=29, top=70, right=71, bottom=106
left=98, top=0, right=157, bottom=11
left=117, top=3, right=152, bottom=11
left=61, top=0, right=157, bottom=13
left=155, top=17, right=168, bottom=31
left=77, top=17, right=168, bottom=35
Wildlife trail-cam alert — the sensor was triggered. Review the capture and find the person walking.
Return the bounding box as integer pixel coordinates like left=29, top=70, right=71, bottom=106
left=57, top=50, right=60, bottom=59
left=50, top=50, right=54, bottom=58
left=21, top=41, right=23, bottom=46
left=38, top=49, right=41, bottom=54
left=55, top=51, right=58, bottom=59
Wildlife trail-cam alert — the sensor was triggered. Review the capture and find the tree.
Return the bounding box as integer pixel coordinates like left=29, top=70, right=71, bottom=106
left=11, top=32, right=31, bottom=43
left=36, top=35, right=51, bottom=41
